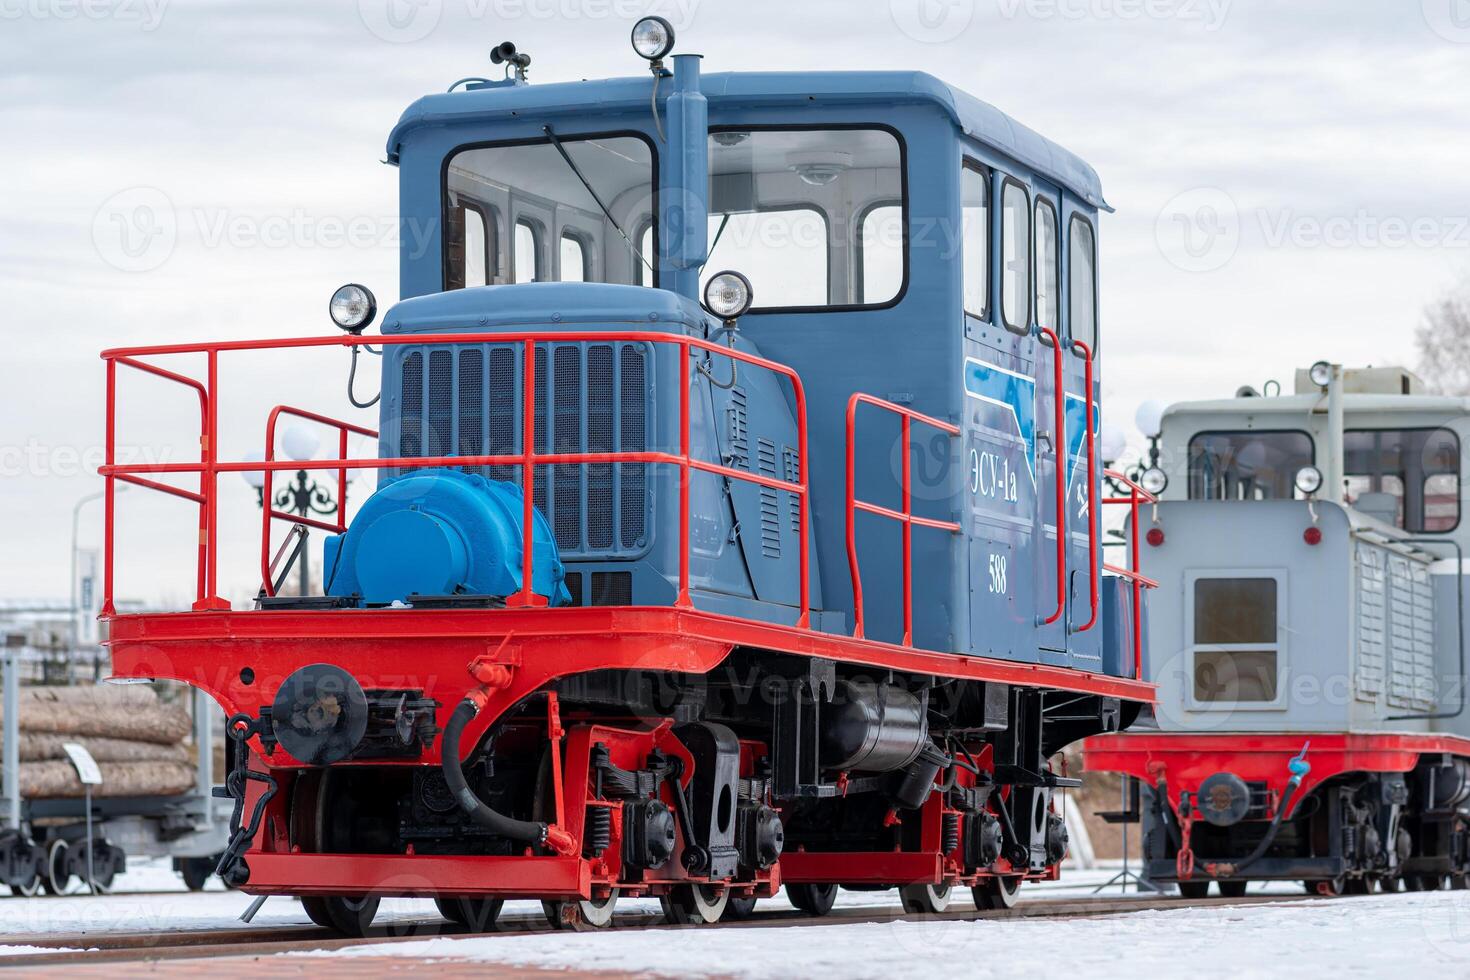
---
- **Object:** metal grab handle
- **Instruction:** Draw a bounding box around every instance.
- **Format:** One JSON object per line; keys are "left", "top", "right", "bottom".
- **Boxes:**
{"left": 1072, "top": 340, "right": 1099, "bottom": 633}
{"left": 1037, "top": 327, "right": 1067, "bottom": 627}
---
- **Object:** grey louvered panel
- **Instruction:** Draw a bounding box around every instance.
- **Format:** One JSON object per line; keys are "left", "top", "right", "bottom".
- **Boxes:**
{"left": 1355, "top": 544, "right": 1386, "bottom": 700}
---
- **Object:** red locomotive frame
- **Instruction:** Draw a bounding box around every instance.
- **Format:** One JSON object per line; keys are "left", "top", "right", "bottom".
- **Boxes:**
{"left": 101, "top": 330, "right": 1155, "bottom": 902}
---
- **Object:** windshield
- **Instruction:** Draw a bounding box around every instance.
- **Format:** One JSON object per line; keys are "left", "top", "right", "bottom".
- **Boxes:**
{"left": 1188, "top": 431, "right": 1314, "bottom": 500}
{"left": 705, "top": 128, "right": 905, "bottom": 310}
{"left": 444, "top": 134, "right": 655, "bottom": 289}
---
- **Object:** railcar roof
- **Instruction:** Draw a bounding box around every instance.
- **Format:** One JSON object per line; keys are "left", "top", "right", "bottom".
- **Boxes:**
{"left": 1164, "top": 393, "right": 1470, "bottom": 422}
{"left": 386, "top": 70, "right": 1108, "bottom": 210}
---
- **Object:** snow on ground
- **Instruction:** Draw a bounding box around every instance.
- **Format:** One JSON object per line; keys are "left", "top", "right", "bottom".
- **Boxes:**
{"left": 294, "top": 889, "right": 1470, "bottom": 979}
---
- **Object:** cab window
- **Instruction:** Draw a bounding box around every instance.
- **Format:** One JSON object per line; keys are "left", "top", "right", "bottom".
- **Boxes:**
{"left": 1034, "top": 198, "right": 1058, "bottom": 331}
{"left": 961, "top": 162, "right": 989, "bottom": 320}
{"left": 443, "top": 133, "right": 655, "bottom": 289}
{"left": 706, "top": 128, "right": 905, "bottom": 310}
{"left": 1000, "top": 179, "right": 1030, "bottom": 333}
{"left": 1069, "top": 215, "right": 1097, "bottom": 349}
{"left": 1344, "top": 428, "right": 1460, "bottom": 532}
{"left": 1188, "top": 431, "right": 1314, "bottom": 500}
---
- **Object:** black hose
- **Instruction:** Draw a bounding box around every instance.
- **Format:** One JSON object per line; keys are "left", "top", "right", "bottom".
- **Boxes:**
{"left": 1228, "top": 780, "right": 1300, "bottom": 874}
{"left": 441, "top": 700, "right": 549, "bottom": 844}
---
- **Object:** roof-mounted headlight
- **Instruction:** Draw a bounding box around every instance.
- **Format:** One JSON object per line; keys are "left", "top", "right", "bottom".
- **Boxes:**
{"left": 631, "top": 16, "right": 675, "bottom": 62}
{"left": 703, "top": 271, "right": 753, "bottom": 322}
{"left": 329, "top": 284, "right": 377, "bottom": 334}
{"left": 1309, "top": 360, "right": 1333, "bottom": 388}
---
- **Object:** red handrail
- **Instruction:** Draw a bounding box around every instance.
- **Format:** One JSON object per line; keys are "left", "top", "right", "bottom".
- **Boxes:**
{"left": 1071, "top": 340, "right": 1099, "bottom": 633}
{"left": 1036, "top": 327, "right": 1067, "bottom": 627}
{"left": 1103, "top": 468, "right": 1160, "bottom": 679}
{"left": 259, "top": 406, "right": 379, "bottom": 598}
{"left": 845, "top": 393, "right": 961, "bottom": 646}
{"left": 103, "top": 355, "right": 211, "bottom": 613}
{"left": 100, "top": 332, "right": 811, "bottom": 624}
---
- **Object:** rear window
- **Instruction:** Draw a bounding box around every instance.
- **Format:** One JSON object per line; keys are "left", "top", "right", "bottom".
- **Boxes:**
{"left": 1192, "top": 577, "right": 1280, "bottom": 704}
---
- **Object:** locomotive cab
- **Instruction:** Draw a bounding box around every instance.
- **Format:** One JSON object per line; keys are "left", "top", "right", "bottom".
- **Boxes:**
{"left": 1086, "top": 363, "right": 1470, "bottom": 896}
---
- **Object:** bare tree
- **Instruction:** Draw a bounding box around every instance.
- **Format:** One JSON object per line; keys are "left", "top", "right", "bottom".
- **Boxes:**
{"left": 1415, "top": 283, "right": 1470, "bottom": 395}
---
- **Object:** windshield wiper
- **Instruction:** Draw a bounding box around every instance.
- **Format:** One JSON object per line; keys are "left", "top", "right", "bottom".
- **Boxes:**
{"left": 542, "top": 125, "right": 653, "bottom": 277}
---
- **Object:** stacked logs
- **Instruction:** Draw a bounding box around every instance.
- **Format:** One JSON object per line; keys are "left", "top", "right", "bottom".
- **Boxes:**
{"left": 0, "top": 686, "right": 196, "bottom": 799}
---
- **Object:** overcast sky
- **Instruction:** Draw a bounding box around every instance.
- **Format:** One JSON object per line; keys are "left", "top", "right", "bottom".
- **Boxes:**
{"left": 4, "top": 0, "right": 1470, "bottom": 609}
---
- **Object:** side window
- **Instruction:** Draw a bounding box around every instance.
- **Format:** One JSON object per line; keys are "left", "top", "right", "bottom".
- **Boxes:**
{"left": 1000, "top": 180, "right": 1030, "bottom": 333}
{"left": 446, "top": 202, "right": 492, "bottom": 290}
{"left": 560, "top": 233, "right": 587, "bottom": 283}
{"left": 1034, "top": 198, "right": 1058, "bottom": 331}
{"left": 961, "top": 163, "right": 989, "bottom": 319}
{"left": 514, "top": 219, "right": 540, "bottom": 284}
{"left": 1069, "top": 215, "right": 1097, "bottom": 350}
{"left": 1344, "top": 428, "right": 1461, "bottom": 532}
{"left": 1191, "top": 577, "right": 1281, "bottom": 705}
{"left": 859, "top": 204, "right": 903, "bottom": 305}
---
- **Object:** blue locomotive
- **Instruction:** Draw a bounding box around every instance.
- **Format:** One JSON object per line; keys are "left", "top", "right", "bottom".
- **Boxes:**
{"left": 101, "top": 20, "right": 1151, "bottom": 934}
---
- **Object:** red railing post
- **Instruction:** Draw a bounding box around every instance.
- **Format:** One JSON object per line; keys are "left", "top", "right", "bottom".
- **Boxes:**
{"left": 677, "top": 340, "right": 692, "bottom": 608}
{"left": 1037, "top": 327, "right": 1066, "bottom": 628}
{"left": 845, "top": 394, "right": 961, "bottom": 647}
{"left": 1072, "top": 339, "right": 1099, "bottom": 633}
{"left": 1102, "top": 469, "right": 1159, "bottom": 681}
{"left": 197, "top": 349, "right": 228, "bottom": 610}
{"left": 512, "top": 339, "right": 541, "bottom": 608}
{"left": 101, "top": 359, "right": 117, "bottom": 617}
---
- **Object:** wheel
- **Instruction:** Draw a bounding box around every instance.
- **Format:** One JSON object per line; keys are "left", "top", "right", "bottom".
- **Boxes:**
{"left": 1452, "top": 875, "right": 1468, "bottom": 891}
{"left": 1405, "top": 875, "right": 1424, "bottom": 892}
{"left": 543, "top": 893, "right": 618, "bottom": 930}
{"left": 7, "top": 869, "right": 40, "bottom": 898}
{"left": 786, "top": 883, "right": 838, "bottom": 916}
{"left": 1343, "top": 877, "right": 1372, "bottom": 895}
{"left": 436, "top": 896, "right": 504, "bottom": 932}
{"left": 722, "top": 895, "right": 757, "bottom": 920}
{"left": 43, "top": 839, "right": 72, "bottom": 896}
{"left": 83, "top": 843, "right": 117, "bottom": 894}
{"left": 972, "top": 876, "right": 1023, "bottom": 910}
{"left": 1217, "top": 880, "right": 1248, "bottom": 899}
{"left": 662, "top": 884, "right": 729, "bottom": 925}
{"left": 304, "top": 895, "right": 380, "bottom": 937}
{"left": 1177, "top": 881, "right": 1210, "bottom": 900}
{"left": 179, "top": 856, "right": 215, "bottom": 892}
{"left": 1313, "top": 877, "right": 1346, "bottom": 897}
{"left": 1379, "top": 877, "right": 1401, "bottom": 893}
{"left": 898, "top": 883, "right": 952, "bottom": 914}
{"left": 1415, "top": 874, "right": 1446, "bottom": 892}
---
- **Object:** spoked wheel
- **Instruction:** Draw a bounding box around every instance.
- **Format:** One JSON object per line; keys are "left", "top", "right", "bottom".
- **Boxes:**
{"left": 662, "top": 884, "right": 729, "bottom": 925}
{"left": 1217, "top": 881, "right": 1248, "bottom": 899}
{"left": 544, "top": 893, "right": 618, "bottom": 931}
{"left": 722, "top": 895, "right": 757, "bottom": 920}
{"left": 972, "top": 876, "right": 1023, "bottom": 909}
{"left": 43, "top": 840, "right": 73, "bottom": 896}
{"left": 437, "top": 897, "right": 505, "bottom": 932}
{"left": 786, "top": 883, "right": 838, "bottom": 916}
{"left": 301, "top": 895, "right": 380, "bottom": 937}
{"left": 1177, "top": 881, "right": 1210, "bottom": 900}
{"left": 898, "top": 883, "right": 953, "bottom": 914}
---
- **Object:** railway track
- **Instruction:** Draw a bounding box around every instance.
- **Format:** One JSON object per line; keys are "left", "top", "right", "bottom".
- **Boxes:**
{"left": 0, "top": 891, "right": 1336, "bottom": 968}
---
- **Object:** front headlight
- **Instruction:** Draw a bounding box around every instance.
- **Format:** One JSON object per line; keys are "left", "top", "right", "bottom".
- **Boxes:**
{"left": 329, "top": 283, "right": 377, "bottom": 334}
{"left": 1139, "top": 467, "right": 1168, "bottom": 496}
{"left": 703, "top": 271, "right": 754, "bottom": 321}
{"left": 631, "top": 16, "right": 675, "bottom": 61}
{"left": 1295, "top": 465, "right": 1324, "bottom": 497}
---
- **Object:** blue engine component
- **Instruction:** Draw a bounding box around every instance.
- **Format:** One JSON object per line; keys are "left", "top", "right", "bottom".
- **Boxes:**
{"left": 324, "top": 468, "right": 571, "bottom": 606}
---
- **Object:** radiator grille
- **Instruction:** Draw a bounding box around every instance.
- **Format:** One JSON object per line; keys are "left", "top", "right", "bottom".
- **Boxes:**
{"left": 393, "top": 341, "right": 651, "bottom": 559}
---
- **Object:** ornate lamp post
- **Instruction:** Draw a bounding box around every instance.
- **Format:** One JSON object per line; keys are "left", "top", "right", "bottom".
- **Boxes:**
{"left": 241, "top": 426, "right": 337, "bottom": 597}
